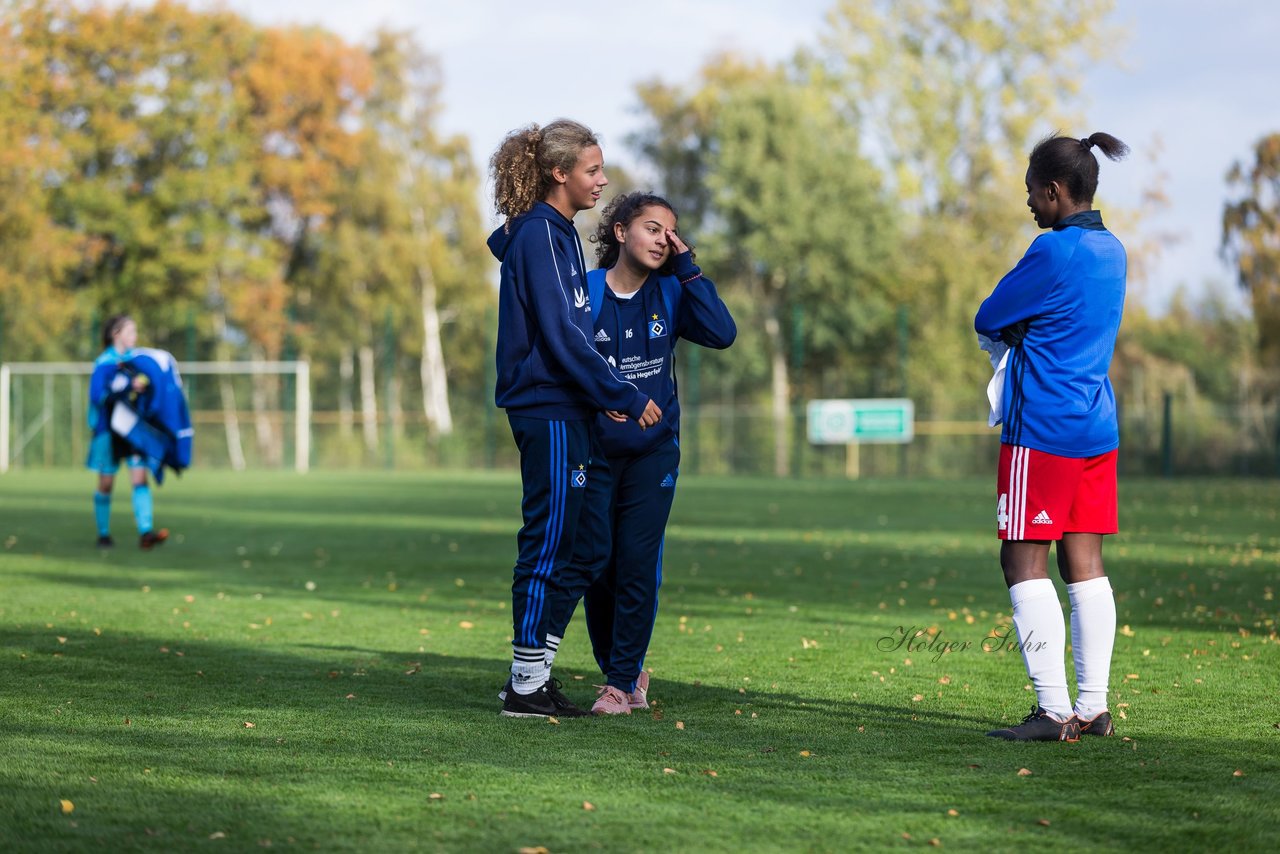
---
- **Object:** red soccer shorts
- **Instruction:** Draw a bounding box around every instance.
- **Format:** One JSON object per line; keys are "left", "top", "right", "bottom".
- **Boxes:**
{"left": 996, "top": 444, "right": 1118, "bottom": 540}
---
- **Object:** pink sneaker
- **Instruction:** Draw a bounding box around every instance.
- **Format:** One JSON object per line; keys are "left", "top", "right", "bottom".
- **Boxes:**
{"left": 628, "top": 671, "right": 650, "bottom": 710}
{"left": 591, "top": 685, "right": 631, "bottom": 716}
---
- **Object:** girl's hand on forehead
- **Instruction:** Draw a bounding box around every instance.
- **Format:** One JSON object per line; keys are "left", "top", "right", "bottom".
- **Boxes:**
{"left": 665, "top": 228, "right": 689, "bottom": 256}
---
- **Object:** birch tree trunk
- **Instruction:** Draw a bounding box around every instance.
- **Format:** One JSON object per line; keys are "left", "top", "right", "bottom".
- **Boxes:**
{"left": 338, "top": 346, "right": 354, "bottom": 440}
{"left": 209, "top": 278, "right": 246, "bottom": 471}
{"left": 388, "top": 369, "right": 404, "bottom": 444}
{"left": 250, "top": 347, "right": 283, "bottom": 466}
{"left": 358, "top": 333, "right": 378, "bottom": 457}
{"left": 412, "top": 207, "right": 453, "bottom": 437}
{"left": 763, "top": 294, "right": 791, "bottom": 478}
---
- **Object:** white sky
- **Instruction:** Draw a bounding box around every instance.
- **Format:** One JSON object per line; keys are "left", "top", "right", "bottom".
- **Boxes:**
{"left": 212, "top": 0, "right": 1280, "bottom": 314}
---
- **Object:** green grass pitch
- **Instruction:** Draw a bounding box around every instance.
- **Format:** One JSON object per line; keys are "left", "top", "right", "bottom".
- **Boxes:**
{"left": 1, "top": 470, "right": 1277, "bottom": 851}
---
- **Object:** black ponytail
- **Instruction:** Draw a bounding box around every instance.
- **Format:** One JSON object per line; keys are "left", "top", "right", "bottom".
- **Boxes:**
{"left": 1028, "top": 131, "right": 1130, "bottom": 205}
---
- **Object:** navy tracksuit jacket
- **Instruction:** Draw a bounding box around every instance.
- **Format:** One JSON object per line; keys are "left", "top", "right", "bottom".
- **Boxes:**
{"left": 486, "top": 203, "right": 650, "bottom": 661}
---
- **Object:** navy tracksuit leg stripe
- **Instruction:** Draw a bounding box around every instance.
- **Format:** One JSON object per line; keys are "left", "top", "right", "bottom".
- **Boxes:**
{"left": 544, "top": 427, "right": 613, "bottom": 642}
{"left": 521, "top": 420, "right": 564, "bottom": 646}
{"left": 509, "top": 415, "right": 589, "bottom": 651}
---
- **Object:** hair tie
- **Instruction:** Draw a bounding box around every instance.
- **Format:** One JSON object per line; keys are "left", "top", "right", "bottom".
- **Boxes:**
{"left": 1080, "top": 137, "right": 1093, "bottom": 150}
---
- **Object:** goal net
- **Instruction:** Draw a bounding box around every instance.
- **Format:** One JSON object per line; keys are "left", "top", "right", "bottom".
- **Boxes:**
{"left": 0, "top": 360, "right": 311, "bottom": 474}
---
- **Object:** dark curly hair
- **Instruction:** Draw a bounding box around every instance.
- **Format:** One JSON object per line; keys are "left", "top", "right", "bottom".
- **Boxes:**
{"left": 1028, "top": 131, "right": 1130, "bottom": 205}
{"left": 591, "top": 191, "right": 692, "bottom": 275}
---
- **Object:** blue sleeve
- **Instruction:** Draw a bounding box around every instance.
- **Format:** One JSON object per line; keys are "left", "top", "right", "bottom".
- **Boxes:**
{"left": 513, "top": 224, "right": 648, "bottom": 418}
{"left": 671, "top": 253, "right": 736, "bottom": 349}
{"left": 87, "top": 360, "right": 118, "bottom": 427}
{"left": 975, "top": 236, "right": 1063, "bottom": 339}
{"left": 89, "top": 361, "right": 114, "bottom": 406}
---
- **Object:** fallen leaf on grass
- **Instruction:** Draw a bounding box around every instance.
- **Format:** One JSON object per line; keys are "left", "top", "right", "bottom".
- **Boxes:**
{"left": 799, "top": 750, "right": 811, "bottom": 757}
{"left": 243, "top": 722, "right": 255, "bottom": 728}
{"left": 582, "top": 801, "right": 595, "bottom": 811}
{"left": 458, "top": 621, "right": 474, "bottom": 630}
{"left": 928, "top": 839, "right": 941, "bottom": 847}
{"left": 675, "top": 721, "right": 685, "bottom": 730}
{"left": 209, "top": 831, "right": 226, "bottom": 839}
{"left": 912, "top": 694, "right": 924, "bottom": 702}
{"left": 702, "top": 770, "right": 718, "bottom": 777}
{"left": 1017, "top": 768, "right": 1032, "bottom": 776}
{"left": 947, "top": 809, "right": 958, "bottom": 817}
{"left": 517, "top": 848, "right": 550, "bottom": 854}
{"left": 345, "top": 694, "right": 356, "bottom": 700}
{"left": 663, "top": 768, "right": 676, "bottom": 774}
{"left": 428, "top": 793, "right": 444, "bottom": 801}
{"left": 547, "top": 717, "right": 560, "bottom": 725}
{"left": 59, "top": 800, "right": 74, "bottom": 814}
{"left": 1037, "top": 819, "right": 1051, "bottom": 827}
{"left": 1233, "top": 770, "right": 1244, "bottom": 778}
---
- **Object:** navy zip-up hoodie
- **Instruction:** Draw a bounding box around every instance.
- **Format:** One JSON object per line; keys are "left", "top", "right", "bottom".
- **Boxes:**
{"left": 589, "top": 252, "right": 736, "bottom": 457}
{"left": 488, "top": 202, "right": 649, "bottom": 420}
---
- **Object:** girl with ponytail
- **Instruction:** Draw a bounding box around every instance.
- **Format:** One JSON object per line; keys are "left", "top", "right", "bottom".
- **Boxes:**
{"left": 975, "top": 131, "right": 1130, "bottom": 743}
{"left": 485, "top": 121, "right": 661, "bottom": 719}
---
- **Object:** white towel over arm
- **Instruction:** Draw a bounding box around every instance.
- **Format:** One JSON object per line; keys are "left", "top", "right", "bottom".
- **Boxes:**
{"left": 978, "top": 334, "right": 1010, "bottom": 428}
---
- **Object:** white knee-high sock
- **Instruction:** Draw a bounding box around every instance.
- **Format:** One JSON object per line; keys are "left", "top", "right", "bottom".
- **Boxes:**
{"left": 1008, "top": 578, "right": 1071, "bottom": 720}
{"left": 1068, "top": 576, "right": 1116, "bottom": 720}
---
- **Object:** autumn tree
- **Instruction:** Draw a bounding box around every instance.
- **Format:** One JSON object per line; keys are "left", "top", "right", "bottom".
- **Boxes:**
{"left": 1222, "top": 133, "right": 1280, "bottom": 376}
{"left": 632, "top": 58, "right": 901, "bottom": 474}
{"left": 815, "top": 0, "right": 1118, "bottom": 417}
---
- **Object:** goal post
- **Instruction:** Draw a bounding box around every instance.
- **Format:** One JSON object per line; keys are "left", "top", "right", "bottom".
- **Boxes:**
{"left": 0, "top": 360, "right": 311, "bottom": 474}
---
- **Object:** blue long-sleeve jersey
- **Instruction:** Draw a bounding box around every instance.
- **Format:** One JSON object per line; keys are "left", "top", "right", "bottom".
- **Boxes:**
{"left": 975, "top": 210, "right": 1126, "bottom": 457}
{"left": 589, "top": 252, "right": 736, "bottom": 458}
{"left": 488, "top": 202, "right": 649, "bottom": 421}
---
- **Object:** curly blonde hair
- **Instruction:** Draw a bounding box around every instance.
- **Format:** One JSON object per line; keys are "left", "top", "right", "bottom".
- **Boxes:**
{"left": 489, "top": 119, "right": 599, "bottom": 225}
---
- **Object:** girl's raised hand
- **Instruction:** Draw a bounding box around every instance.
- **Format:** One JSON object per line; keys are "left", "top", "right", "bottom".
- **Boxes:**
{"left": 665, "top": 228, "right": 689, "bottom": 256}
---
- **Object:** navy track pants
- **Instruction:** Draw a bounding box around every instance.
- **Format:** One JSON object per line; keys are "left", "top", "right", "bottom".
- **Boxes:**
{"left": 508, "top": 414, "right": 611, "bottom": 650}
{"left": 583, "top": 438, "right": 680, "bottom": 692}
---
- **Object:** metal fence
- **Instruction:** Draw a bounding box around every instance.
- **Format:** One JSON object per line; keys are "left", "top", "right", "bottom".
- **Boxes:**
{"left": 4, "top": 363, "right": 1276, "bottom": 478}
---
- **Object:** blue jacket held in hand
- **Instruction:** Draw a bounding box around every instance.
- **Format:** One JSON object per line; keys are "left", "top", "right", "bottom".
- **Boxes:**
{"left": 88, "top": 347, "right": 193, "bottom": 482}
{"left": 487, "top": 202, "right": 649, "bottom": 421}
{"left": 974, "top": 210, "right": 1126, "bottom": 458}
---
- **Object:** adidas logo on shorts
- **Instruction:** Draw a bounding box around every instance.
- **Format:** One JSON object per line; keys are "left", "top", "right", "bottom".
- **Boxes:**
{"left": 1031, "top": 510, "right": 1053, "bottom": 525}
